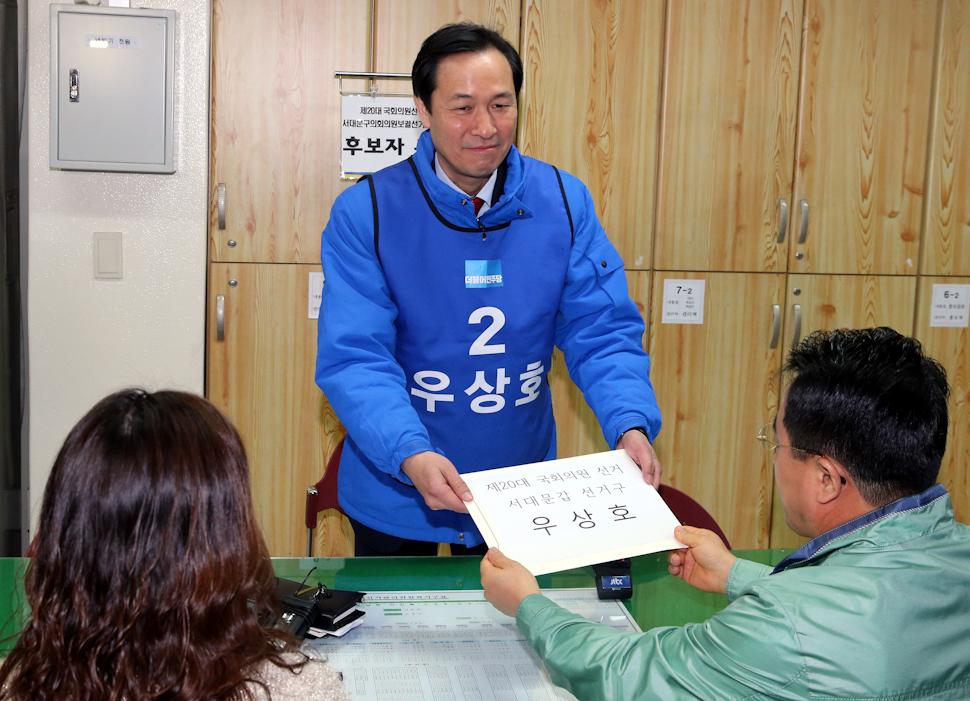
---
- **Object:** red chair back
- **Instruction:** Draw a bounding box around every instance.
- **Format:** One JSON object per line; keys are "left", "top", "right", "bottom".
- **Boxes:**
{"left": 658, "top": 484, "right": 731, "bottom": 550}
{"left": 305, "top": 437, "right": 346, "bottom": 530}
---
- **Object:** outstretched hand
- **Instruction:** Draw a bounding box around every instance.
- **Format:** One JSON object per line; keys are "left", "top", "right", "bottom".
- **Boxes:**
{"left": 667, "top": 525, "right": 737, "bottom": 595}
{"left": 401, "top": 451, "right": 473, "bottom": 513}
{"left": 617, "top": 429, "right": 662, "bottom": 488}
{"left": 481, "top": 548, "right": 541, "bottom": 618}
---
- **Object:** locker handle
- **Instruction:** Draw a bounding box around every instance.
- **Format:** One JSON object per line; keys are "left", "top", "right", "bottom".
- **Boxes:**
{"left": 797, "top": 199, "right": 808, "bottom": 244}
{"left": 218, "top": 183, "right": 227, "bottom": 230}
{"left": 792, "top": 304, "right": 802, "bottom": 347}
{"left": 69, "top": 69, "right": 79, "bottom": 102}
{"left": 777, "top": 199, "right": 788, "bottom": 243}
{"left": 216, "top": 295, "right": 225, "bottom": 341}
{"left": 770, "top": 304, "right": 781, "bottom": 348}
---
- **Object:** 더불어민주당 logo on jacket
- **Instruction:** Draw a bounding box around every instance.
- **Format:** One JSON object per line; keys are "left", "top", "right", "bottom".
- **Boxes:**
{"left": 465, "top": 260, "right": 503, "bottom": 288}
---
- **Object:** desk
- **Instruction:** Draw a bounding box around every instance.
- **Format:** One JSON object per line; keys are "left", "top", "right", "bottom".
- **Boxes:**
{"left": 1, "top": 550, "right": 790, "bottom": 655}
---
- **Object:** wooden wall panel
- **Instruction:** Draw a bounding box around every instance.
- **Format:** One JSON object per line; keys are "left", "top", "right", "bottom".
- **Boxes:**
{"left": 518, "top": 0, "right": 664, "bottom": 269}
{"left": 649, "top": 272, "right": 786, "bottom": 549}
{"left": 655, "top": 0, "right": 801, "bottom": 273}
{"left": 915, "top": 277, "right": 970, "bottom": 526}
{"left": 923, "top": 0, "right": 970, "bottom": 276}
{"left": 373, "top": 0, "right": 520, "bottom": 83}
{"left": 781, "top": 274, "right": 918, "bottom": 344}
{"left": 792, "top": 0, "right": 938, "bottom": 275}
{"left": 207, "top": 263, "right": 346, "bottom": 556}
{"left": 551, "top": 272, "right": 651, "bottom": 460}
{"left": 770, "top": 274, "right": 918, "bottom": 548}
{"left": 210, "top": 0, "right": 369, "bottom": 264}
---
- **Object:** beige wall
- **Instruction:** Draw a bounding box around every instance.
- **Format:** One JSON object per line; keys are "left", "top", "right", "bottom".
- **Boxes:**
{"left": 25, "top": 0, "right": 209, "bottom": 531}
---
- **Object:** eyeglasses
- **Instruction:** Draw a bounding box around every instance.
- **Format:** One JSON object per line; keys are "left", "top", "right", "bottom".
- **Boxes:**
{"left": 757, "top": 423, "right": 821, "bottom": 457}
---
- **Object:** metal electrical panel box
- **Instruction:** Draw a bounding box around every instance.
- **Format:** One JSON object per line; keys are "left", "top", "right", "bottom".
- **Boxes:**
{"left": 50, "top": 4, "right": 176, "bottom": 173}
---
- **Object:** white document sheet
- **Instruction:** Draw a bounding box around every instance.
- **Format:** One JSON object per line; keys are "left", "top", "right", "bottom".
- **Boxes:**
{"left": 309, "top": 589, "right": 639, "bottom": 701}
{"left": 464, "top": 450, "right": 683, "bottom": 575}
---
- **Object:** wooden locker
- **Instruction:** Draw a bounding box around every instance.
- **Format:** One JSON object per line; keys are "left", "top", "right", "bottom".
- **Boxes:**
{"left": 207, "top": 263, "right": 350, "bottom": 556}
{"left": 923, "top": 0, "right": 970, "bottom": 276}
{"left": 790, "top": 0, "right": 938, "bottom": 275}
{"left": 769, "top": 274, "right": 918, "bottom": 548}
{"left": 373, "top": 0, "right": 520, "bottom": 81}
{"left": 518, "top": 0, "right": 665, "bottom": 270}
{"left": 655, "top": 0, "right": 802, "bottom": 273}
{"left": 210, "top": 0, "right": 369, "bottom": 264}
{"left": 649, "top": 271, "right": 787, "bottom": 549}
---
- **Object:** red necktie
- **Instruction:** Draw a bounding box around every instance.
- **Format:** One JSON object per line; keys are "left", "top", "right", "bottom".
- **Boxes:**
{"left": 472, "top": 197, "right": 486, "bottom": 217}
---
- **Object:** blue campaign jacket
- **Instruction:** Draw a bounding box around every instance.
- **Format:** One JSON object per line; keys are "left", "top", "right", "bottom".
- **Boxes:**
{"left": 316, "top": 130, "right": 661, "bottom": 544}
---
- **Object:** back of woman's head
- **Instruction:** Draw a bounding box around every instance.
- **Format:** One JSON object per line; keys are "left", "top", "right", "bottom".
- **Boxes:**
{"left": 1, "top": 389, "right": 293, "bottom": 701}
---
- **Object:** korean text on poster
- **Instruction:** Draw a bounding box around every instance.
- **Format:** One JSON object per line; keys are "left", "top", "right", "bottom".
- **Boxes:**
{"left": 464, "top": 450, "right": 682, "bottom": 576}
{"left": 662, "top": 279, "right": 706, "bottom": 324}
{"left": 340, "top": 95, "right": 424, "bottom": 178}
{"left": 929, "top": 284, "right": 970, "bottom": 328}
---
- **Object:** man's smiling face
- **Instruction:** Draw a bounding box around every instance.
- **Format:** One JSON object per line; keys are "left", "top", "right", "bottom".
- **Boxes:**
{"left": 415, "top": 48, "right": 518, "bottom": 196}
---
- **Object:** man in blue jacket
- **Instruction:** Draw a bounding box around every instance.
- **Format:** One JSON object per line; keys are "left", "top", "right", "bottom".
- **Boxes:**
{"left": 482, "top": 327, "right": 970, "bottom": 699}
{"left": 316, "top": 23, "right": 662, "bottom": 556}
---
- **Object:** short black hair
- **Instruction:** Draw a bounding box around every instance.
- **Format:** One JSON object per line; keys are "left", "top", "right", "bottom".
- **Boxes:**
{"left": 781, "top": 327, "right": 949, "bottom": 506}
{"left": 412, "top": 23, "right": 523, "bottom": 112}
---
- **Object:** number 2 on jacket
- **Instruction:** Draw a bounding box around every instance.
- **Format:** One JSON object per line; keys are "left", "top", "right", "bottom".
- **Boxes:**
{"left": 469, "top": 307, "right": 506, "bottom": 355}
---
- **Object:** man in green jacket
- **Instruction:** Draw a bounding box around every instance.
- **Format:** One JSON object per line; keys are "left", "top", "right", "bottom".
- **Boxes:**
{"left": 481, "top": 327, "right": 970, "bottom": 700}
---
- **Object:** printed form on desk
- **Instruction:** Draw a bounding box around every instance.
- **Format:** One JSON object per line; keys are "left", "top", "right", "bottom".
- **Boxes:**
{"left": 309, "top": 589, "right": 639, "bottom": 701}
{"left": 464, "top": 449, "right": 683, "bottom": 575}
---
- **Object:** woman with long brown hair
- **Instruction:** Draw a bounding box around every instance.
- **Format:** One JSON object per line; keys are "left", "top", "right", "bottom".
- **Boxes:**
{"left": 0, "top": 389, "right": 348, "bottom": 701}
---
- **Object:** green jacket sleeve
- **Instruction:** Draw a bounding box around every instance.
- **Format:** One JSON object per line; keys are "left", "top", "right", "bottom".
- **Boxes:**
{"left": 516, "top": 589, "right": 808, "bottom": 701}
{"left": 726, "top": 558, "right": 772, "bottom": 602}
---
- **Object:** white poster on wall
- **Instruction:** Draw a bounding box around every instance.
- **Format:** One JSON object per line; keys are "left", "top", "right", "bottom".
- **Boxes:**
{"left": 340, "top": 95, "right": 425, "bottom": 178}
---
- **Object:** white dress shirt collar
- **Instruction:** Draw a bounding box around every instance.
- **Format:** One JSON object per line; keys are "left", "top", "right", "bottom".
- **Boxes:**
{"left": 434, "top": 152, "right": 497, "bottom": 218}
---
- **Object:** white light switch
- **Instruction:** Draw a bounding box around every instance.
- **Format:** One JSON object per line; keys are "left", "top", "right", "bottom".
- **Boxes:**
{"left": 94, "top": 232, "right": 123, "bottom": 279}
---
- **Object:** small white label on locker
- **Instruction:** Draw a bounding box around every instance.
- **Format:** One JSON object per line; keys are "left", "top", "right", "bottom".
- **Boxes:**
{"left": 929, "top": 284, "right": 970, "bottom": 328}
{"left": 662, "top": 279, "right": 706, "bottom": 324}
{"left": 308, "top": 272, "right": 325, "bottom": 319}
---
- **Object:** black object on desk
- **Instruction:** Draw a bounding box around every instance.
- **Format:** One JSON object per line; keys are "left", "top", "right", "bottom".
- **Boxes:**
{"left": 592, "top": 558, "right": 633, "bottom": 600}
{"left": 273, "top": 576, "right": 365, "bottom": 638}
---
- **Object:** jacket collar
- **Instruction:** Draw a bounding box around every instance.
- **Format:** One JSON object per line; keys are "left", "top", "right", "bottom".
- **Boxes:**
{"left": 409, "top": 130, "right": 532, "bottom": 231}
{"left": 772, "top": 483, "right": 950, "bottom": 574}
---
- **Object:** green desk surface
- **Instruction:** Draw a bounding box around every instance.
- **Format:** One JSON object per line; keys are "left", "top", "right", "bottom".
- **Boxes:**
{"left": 1, "top": 550, "right": 791, "bottom": 654}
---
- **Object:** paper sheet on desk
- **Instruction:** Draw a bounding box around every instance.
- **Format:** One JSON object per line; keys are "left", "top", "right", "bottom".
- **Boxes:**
{"left": 310, "top": 589, "right": 639, "bottom": 701}
{"left": 464, "top": 449, "right": 683, "bottom": 576}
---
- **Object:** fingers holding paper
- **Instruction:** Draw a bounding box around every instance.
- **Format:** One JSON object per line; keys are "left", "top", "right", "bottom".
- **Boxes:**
{"left": 401, "top": 451, "right": 473, "bottom": 513}
{"left": 616, "top": 429, "right": 662, "bottom": 489}
{"left": 481, "top": 548, "right": 542, "bottom": 618}
{"left": 667, "top": 525, "right": 736, "bottom": 595}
